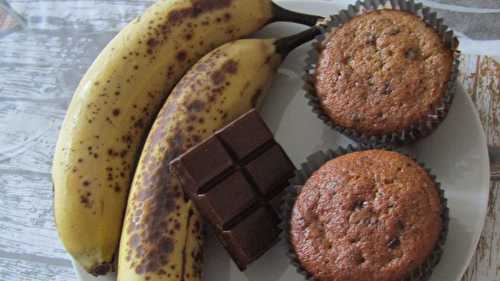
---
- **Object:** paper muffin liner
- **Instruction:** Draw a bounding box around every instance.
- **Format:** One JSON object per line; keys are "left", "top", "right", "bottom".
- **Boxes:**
{"left": 303, "top": 0, "right": 460, "bottom": 146}
{"left": 281, "top": 144, "right": 449, "bottom": 281}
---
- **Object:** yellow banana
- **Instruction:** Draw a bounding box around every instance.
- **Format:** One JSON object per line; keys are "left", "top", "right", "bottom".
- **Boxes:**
{"left": 52, "top": 0, "right": 320, "bottom": 275}
{"left": 118, "top": 27, "right": 320, "bottom": 281}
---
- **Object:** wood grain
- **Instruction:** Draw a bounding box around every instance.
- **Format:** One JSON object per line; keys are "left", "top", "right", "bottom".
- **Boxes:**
{"left": 0, "top": 1, "right": 151, "bottom": 279}
{"left": 0, "top": 1, "right": 498, "bottom": 281}
{"left": 459, "top": 54, "right": 500, "bottom": 281}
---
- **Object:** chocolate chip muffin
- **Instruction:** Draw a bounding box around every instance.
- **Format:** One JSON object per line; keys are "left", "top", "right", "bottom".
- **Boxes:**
{"left": 312, "top": 9, "right": 455, "bottom": 140}
{"left": 289, "top": 149, "right": 445, "bottom": 281}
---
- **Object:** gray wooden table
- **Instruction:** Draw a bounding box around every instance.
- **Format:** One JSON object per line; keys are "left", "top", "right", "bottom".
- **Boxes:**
{"left": 0, "top": 0, "right": 499, "bottom": 280}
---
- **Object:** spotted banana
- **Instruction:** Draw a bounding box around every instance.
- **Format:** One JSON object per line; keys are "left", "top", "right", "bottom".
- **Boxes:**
{"left": 118, "top": 27, "right": 321, "bottom": 281}
{"left": 52, "top": 0, "right": 320, "bottom": 275}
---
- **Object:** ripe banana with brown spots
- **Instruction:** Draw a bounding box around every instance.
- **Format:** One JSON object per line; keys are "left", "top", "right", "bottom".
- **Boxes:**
{"left": 52, "top": 0, "right": 321, "bottom": 275}
{"left": 118, "top": 27, "right": 320, "bottom": 281}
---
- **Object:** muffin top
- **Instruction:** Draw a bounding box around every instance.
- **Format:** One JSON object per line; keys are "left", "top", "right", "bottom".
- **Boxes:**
{"left": 290, "top": 150, "right": 443, "bottom": 281}
{"left": 314, "top": 10, "right": 453, "bottom": 136}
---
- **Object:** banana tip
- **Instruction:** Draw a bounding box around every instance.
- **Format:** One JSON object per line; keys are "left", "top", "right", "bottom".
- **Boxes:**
{"left": 89, "top": 262, "right": 114, "bottom": 277}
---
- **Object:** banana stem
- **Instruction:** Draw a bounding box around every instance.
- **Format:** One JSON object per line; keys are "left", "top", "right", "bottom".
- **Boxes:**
{"left": 271, "top": 2, "right": 324, "bottom": 27}
{"left": 275, "top": 26, "right": 322, "bottom": 57}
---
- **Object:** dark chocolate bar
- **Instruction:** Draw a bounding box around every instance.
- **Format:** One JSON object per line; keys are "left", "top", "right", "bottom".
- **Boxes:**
{"left": 170, "top": 109, "right": 295, "bottom": 270}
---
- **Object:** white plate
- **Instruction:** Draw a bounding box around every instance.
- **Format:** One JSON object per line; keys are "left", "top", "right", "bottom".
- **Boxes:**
{"left": 75, "top": 1, "right": 490, "bottom": 280}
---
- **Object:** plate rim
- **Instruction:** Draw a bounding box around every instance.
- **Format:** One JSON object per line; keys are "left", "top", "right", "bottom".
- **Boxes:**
{"left": 452, "top": 84, "right": 490, "bottom": 280}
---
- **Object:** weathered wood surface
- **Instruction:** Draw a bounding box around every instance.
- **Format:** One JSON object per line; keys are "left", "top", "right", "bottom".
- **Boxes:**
{"left": 0, "top": 1, "right": 152, "bottom": 279}
{"left": 0, "top": 0, "right": 498, "bottom": 280}
{"left": 460, "top": 55, "right": 500, "bottom": 281}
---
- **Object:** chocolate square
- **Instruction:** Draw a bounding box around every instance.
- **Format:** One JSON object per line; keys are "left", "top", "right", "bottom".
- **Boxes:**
{"left": 171, "top": 137, "right": 233, "bottom": 195}
{"left": 245, "top": 145, "right": 295, "bottom": 197}
{"left": 217, "top": 110, "right": 273, "bottom": 159}
{"left": 221, "top": 207, "right": 280, "bottom": 270}
{"left": 196, "top": 171, "right": 257, "bottom": 227}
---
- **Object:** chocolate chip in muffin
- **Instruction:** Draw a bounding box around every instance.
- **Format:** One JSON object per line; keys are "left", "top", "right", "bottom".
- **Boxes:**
{"left": 352, "top": 199, "right": 365, "bottom": 211}
{"left": 366, "top": 33, "right": 377, "bottom": 45}
{"left": 379, "top": 81, "right": 392, "bottom": 95}
{"left": 388, "top": 237, "right": 401, "bottom": 249}
{"left": 354, "top": 251, "right": 366, "bottom": 265}
{"left": 405, "top": 47, "right": 420, "bottom": 60}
